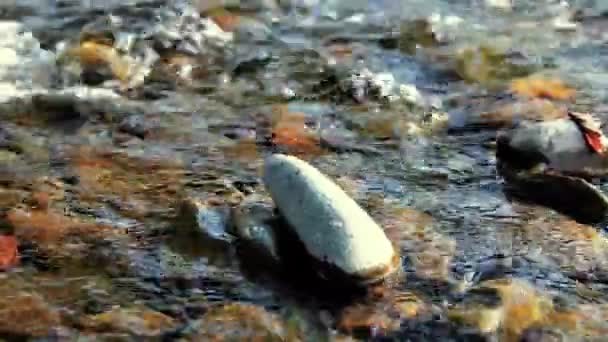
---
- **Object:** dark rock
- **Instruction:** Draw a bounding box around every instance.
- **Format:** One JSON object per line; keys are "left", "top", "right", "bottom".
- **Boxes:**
{"left": 499, "top": 165, "right": 608, "bottom": 223}
{"left": 118, "top": 115, "right": 149, "bottom": 139}
{"left": 229, "top": 196, "right": 281, "bottom": 267}
{"left": 30, "top": 93, "right": 83, "bottom": 123}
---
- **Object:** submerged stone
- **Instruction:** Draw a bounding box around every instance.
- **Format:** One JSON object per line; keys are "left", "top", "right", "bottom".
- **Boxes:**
{"left": 496, "top": 114, "right": 608, "bottom": 222}
{"left": 500, "top": 168, "right": 608, "bottom": 223}
{"left": 229, "top": 195, "right": 281, "bottom": 265}
{"left": 172, "top": 197, "right": 235, "bottom": 256}
{"left": 262, "top": 154, "right": 399, "bottom": 285}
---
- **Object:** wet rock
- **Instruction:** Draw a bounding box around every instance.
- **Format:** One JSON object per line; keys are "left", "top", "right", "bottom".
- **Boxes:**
{"left": 497, "top": 114, "right": 608, "bottom": 173}
{"left": 173, "top": 197, "right": 234, "bottom": 246}
{"left": 29, "top": 93, "right": 84, "bottom": 123}
{"left": 61, "top": 40, "right": 157, "bottom": 91}
{"left": 80, "top": 306, "right": 175, "bottom": 337}
{"left": 118, "top": 114, "right": 150, "bottom": 139}
{"left": 0, "top": 291, "right": 62, "bottom": 338}
{"left": 500, "top": 168, "right": 608, "bottom": 223}
{"left": 263, "top": 154, "right": 399, "bottom": 285}
{"left": 167, "top": 197, "right": 236, "bottom": 267}
{"left": 180, "top": 302, "right": 288, "bottom": 340}
{"left": 57, "top": 3, "right": 234, "bottom": 92}
{"left": 231, "top": 49, "right": 273, "bottom": 77}
{"left": 230, "top": 195, "right": 280, "bottom": 265}
{"left": 496, "top": 112, "right": 608, "bottom": 221}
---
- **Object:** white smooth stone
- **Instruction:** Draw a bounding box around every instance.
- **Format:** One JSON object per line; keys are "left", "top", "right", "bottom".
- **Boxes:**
{"left": 263, "top": 154, "right": 398, "bottom": 283}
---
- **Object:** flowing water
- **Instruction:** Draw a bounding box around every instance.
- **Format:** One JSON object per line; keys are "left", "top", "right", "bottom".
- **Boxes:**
{"left": 1, "top": 0, "right": 608, "bottom": 340}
